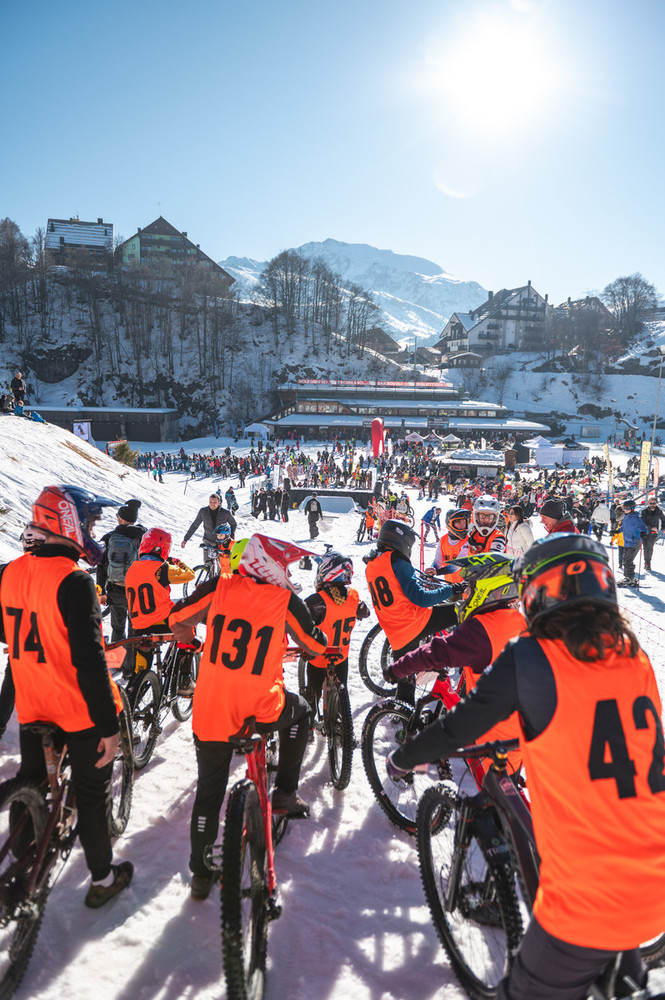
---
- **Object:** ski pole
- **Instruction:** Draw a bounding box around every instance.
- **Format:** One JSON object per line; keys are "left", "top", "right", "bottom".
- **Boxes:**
{"left": 636, "top": 544, "right": 643, "bottom": 590}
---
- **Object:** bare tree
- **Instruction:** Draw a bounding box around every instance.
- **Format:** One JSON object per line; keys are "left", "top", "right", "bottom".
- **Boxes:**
{"left": 601, "top": 273, "right": 658, "bottom": 345}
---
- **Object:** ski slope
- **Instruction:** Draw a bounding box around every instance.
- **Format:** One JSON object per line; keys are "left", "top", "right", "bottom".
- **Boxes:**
{"left": 0, "top": 417, "right": 664, "bottom": 1000}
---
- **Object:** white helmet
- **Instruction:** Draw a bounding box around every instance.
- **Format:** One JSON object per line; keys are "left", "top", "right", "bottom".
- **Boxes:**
{"left": 238, "top": 534, "right": 315, "bottom": 593}
{"left": 472, "top": 495, "right": 501, "bottom": 537}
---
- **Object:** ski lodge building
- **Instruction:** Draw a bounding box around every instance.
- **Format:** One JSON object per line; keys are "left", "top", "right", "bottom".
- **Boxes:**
{"left": 263, "top": 379, "right": 549, "bottom": 440}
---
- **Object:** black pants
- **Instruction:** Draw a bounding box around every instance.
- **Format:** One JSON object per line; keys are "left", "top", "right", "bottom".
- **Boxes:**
{"left": 107, "top": 583, "right": 131, "bottom": 643}
{"left": 623, "top": 544, "right": 640, "bottom": 580}
{"left": 189, "top": 690, "right": 310, "bottom": 877}
{"left": 393, "top": 603, "right": 458, "bottom": 705}
{"left": 18, "top": 725, "right": 113, "bottom": 882}
{"left": 309, "top": 517, "right": 319, "bottom": 539}
{"left": 306, "top": 659, "right": 348, "bottom": 708}
{"left": 0, "top": 661, "right": 15, "bottom": 732}
{"left": 642, "top": 533, "right": 657, "bottom": 569}
{"left": 497, "top": 916, "right": 647, "bottom": 1000}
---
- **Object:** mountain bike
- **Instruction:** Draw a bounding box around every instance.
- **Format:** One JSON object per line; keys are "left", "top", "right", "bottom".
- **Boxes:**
{"left": 182, "top": 544, "right": 229, "bottom": 597}
{"left": 298, "top": 648, "right": 354, "bottom": 790}
{"left": 0, "top": 714, "right": 133, "bottom": 999}
{"left": 416, "top": 740, "right": 665, "bottom": 1000}
{"left": 126, "top": 634, "right": 201, "bottom": 769}
{"left": 205, "top": 717, "right": 290, "bottom": 1000}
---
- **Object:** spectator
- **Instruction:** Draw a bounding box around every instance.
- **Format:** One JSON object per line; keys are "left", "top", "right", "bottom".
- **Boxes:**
{"left": 304, "top": 492, "right": 323, "bottom": 540}
{"left": 641, "top": 495, "right": 665, "bottom": 572}
{"left": 619, "top": 499, "right": 648, "bottom": 587}
{"left": 421, "top": 506, "right": 442, "bottom": 544}
{"left": 10, "top": 371, "right": 25, "bottom": 404}
{"left": 539, "top": 499, "right": 579, "bottom": 535}
{"left": 182, "top": 495, "right": 237, "bottom": 558}
{"left": 505, "top": 505, "right": 534, "bottom": 557}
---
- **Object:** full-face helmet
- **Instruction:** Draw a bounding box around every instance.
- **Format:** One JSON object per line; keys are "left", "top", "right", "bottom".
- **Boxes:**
{"left": 471, "top": 495, "right": 501, "bottom": 538}
{"left": 31, "top": 485, "right": 117, "bottom": 566}
{"left": 377, "top": 519, "right": 417, "bottom": 559}
{"left": 453, "top": 552, "right": 519, "bottom": 623}
{"left": 238, "top": 534, "right": 315, "bottom": 593}
{"left": 315, "top": 552, "right": 353, "bottom": 590}
{"left": 139, "top": 527, "right": 172, "bottom": 561}
{"left": 445, "top": 508, "right": 470, "bottom": 540}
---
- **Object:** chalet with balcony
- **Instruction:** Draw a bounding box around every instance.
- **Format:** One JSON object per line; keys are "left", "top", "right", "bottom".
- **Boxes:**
{"left": 115, "top": 216, "right": 234, "bottom": 286}
{"left": 433, "top": 281, "right": 553, "bottom": 358}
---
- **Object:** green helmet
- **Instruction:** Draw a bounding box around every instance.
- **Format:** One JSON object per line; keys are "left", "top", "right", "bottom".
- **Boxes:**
{"left": 452, "top": 552, "right": 519, "bottom": 623}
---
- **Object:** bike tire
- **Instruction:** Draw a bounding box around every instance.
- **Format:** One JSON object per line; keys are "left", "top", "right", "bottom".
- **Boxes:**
{"left": 358, "top": 624, "right": 397, "bottom": 697}
{"left": 0, "top": 780, "right": 51, "bottom": 1000}
{"left": 183, "top": 564, "right": 210, "bottom": 599}
{"left": 326, "top": 685, "right": 354, "bottom": 791}
{"left": 640, "top": 933, "right": 665, "bottom": 969}
{"left": 130, "top": 671, "right": 161, "bottom": 770}
{"left": 172, "top": 652, "right": 200, "bottom": 723}
{"left": 221, "top": 781, "right": 268, "bottom": 1000}
{"left": 110, "top": 685, "right": 134, "bottom": 838}
{"left": 417, "top": 784, "right": 523, "bottom": 1000}
{"left": 361, "top": 699, "right": 451, "bottom": 835}
{"left": 356, "top": 519, "right": 366, "bottom": 543}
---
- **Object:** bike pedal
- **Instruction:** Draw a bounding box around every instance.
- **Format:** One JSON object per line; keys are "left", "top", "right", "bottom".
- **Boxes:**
{"left": 267, "top": 897, "right": 282, "bottom": 921}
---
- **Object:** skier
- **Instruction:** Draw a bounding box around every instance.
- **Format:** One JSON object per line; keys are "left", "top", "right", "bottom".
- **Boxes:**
{"left": 618, "top": 498, "right": 648, "bottom": 588}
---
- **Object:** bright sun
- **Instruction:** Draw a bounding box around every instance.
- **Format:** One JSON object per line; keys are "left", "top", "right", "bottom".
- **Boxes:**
{"left": 425, "top": 12, "right": 565, "bottom": 137}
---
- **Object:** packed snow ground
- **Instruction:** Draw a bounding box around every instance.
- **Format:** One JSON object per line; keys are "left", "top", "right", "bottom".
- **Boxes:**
{"left": 0, "top": 419, "right": 664, "bottom": 1000}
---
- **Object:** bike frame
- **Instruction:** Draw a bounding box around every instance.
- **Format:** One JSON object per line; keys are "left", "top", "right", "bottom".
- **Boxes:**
{"left": 243, "top": 737, "right": 278, "bottom": 897}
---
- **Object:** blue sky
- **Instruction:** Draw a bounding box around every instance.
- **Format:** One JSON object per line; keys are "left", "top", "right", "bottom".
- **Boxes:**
{"left": 1, "top": 0, "right": 663, "bottom": 304}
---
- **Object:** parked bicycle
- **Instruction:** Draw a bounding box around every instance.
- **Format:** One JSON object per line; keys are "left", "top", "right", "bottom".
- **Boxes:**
{"left": 0, "top": 703, "right": 134, "bottom": 999}
{"left": 124, "top": 634, "right": 201, "bottom": 769}
{"left": 298, "top": 647, "right": 354, "bottom": 790}
{"left": 416, "top": 739, "right": 665, "bottom": 1000}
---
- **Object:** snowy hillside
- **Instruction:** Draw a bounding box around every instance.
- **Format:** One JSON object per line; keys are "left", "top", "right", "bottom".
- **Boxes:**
{"left": 1, "top": 418, "right": 665, "bottom": 1000}
{"left": 220, "top": 238, "right": 488, "bottom": 344}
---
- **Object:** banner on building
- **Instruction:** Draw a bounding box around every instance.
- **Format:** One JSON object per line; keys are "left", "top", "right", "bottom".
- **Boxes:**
{"left": 638, "top": 440, "right": 652, "bottom": 492}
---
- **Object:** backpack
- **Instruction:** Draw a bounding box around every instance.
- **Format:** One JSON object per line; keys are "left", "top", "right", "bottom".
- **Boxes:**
{"left": 106, "top": 532, "right": 140, "bottom": 585}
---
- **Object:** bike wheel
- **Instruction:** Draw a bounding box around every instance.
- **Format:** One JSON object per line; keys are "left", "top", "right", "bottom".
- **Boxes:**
{"left": 361, "top": 699, "right": 450, "bottom": 835}
{"left": 110, "top": 686, "right": 134, "bottom": 838}
{"left": 172, "top": 652, "right": 200, "bottom": 723}
{"left": 130, "top": 671, "right": 161, "bottom": 770}
{"left": 640, "top": 933, "right": 665, "bottom": 969}
{"left": 0, "top": 780, "right": 51, "bottom": 1000}
{"left": 326, "top": 685, "right": 354, "bottom": 791}
{"left": 417, "top": 785, "right": 523, "bottom": 1000}
{"left": 358, "top": 624, "right": 396, "bottom": 697}
{"left": 183, "top": 564, "right": 210, "bottom": 598}
{"left": 356, "top": 519, "right": 366, "bottom": 543}
{"left": 221, "top": 781, "right": 268, "bottom": 1000}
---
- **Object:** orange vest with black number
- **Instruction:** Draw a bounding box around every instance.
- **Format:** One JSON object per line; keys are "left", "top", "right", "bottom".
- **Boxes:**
{"left": 125, "top": 556, "right": 173, "bottom": 629}
{"left": 437, "top": 533, "right": 469, "bottom": 584}
{"left": 521, "top": 637, "right": 665, "bottom": 949}
{"left": 308, "top": 588, "right": 360, "bottom": 669}
{"left": 192, "top": 575, "right": 290, "bottom": 742}
{"left": 365, "top": 551, "right": 431, "bottom": 650}
{"left": 462, "top": 607, "right": 525, "bottom": 773}
{"left": 0, "top": 554, "right": 122, "bottom": 730}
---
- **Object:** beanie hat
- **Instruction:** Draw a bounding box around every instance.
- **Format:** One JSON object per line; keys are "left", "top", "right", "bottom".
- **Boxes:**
{"left": 622, "top": 498, "right": 635, "bottom": 512}
{"left": 118, "top": 498, "right": 142, "bottom": 523}
{"left": 540, "top": 499, "right": 564, "bottom": 520}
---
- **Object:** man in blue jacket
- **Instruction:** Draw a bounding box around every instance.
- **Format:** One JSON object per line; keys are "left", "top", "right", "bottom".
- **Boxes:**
{"left": 618, "top": 498, "right": 648, "bottom": 587}
{"left": 421, "top": 506, "right": 442, "bottom": 543}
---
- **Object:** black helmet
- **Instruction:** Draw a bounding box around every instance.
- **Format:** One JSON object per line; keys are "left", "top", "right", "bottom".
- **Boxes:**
{"left": 512, "top": 533, "right": 616, "bottom": 628}
{"left": 315, "top": 552, "right": 353, "bottom": 590}
{"left": 445, "top": 507, "right": 470, "bottom": 540}
{"left": 377, "top": 519, "right": 417, "bottom": 559}
{"left": 622, "top": 498, "right": 635, "bottom": 512}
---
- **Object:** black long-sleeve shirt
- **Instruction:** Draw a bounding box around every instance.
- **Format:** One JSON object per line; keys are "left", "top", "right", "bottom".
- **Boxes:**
{"left": 391, "top": 636, "right": 557, "bottom": 770}
{"left": 0, "top": 546, "right": 119, "bottom": 736}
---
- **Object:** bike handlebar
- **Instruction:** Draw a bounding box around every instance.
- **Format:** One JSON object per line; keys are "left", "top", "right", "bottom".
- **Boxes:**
{"left": 445, "top": 738, "right": 520, "bottom": 760}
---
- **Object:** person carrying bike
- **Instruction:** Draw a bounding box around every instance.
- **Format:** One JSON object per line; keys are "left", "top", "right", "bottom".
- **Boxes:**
{"left": 0, "top": 485, "right": 133, "bottom": 908}
{"left": 388, "top": 533, "right": 665, "bottom": 1000}
{"left": 169, "top": 534, "right": 327, "bottom": 900}
{"left": 181, "top": 494, "right": 237, "bottom": 562}
{"left": 364, "top": 519, "right": 462, "bottom": 704}
{"left": 302, "top": 552, "right": 370, "bottom": 718}
{"left": 124, "top": 528, "right": 195, "bottom": 689}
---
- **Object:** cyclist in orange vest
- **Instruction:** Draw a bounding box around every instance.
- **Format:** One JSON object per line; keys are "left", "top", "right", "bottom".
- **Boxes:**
{"left": 427, "top": 507, "right": 470, "bottom": 584}
{"left": 169, "top": 534, "right": 327, "bottom": 900}
{"left": 387, "top": 553, "right": 525, "bottom": 773}
{"left": 467, "top": 494, "right": 506, "bottom": 554}
{"left": 0, "top": 485, "right": 133, "bottom": 908}
{"left": 364, "top": 519, "right": 462, "bottom": 704}
{"left": 388, "top": 534, "right": 665, "bottom": 999}
{"left": 124, "top": 527, "right": 195, "bottom": 685}
{"left": 303, "top": 551, "right": 370, "bottom": 716}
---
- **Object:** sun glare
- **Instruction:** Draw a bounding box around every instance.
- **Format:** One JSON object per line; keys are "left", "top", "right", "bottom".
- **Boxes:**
{"left": 425, "top": 13, "right": 565, "bottom": 137}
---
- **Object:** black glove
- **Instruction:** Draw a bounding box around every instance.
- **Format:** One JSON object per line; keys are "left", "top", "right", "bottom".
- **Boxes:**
{"left": 382, "top": 663, "right": 399, "bottom": 684}
{"left": 450, "top": 582, "right": 466, "bottom": 599}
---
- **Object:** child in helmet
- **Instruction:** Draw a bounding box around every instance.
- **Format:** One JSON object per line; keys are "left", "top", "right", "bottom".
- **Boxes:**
{"left": 124, "top": 528, "right": 195, "bottom": 683}
{"left": 388, "top": 533, "right": 665, "bottom": 1000}
{"left": 427, "top": 508, "right": 470, "bottom": 582}
{"left": 468, "top": 494, "right": 506, "bottom": 554}
{"left": 169, "top": 533, "right": 327, "bottom": 899}
{"left": 303, "top": 552, "right": 370, "bottom": 717}
{"left": 214, "top": 521, "right": 234, "bottom": 577}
